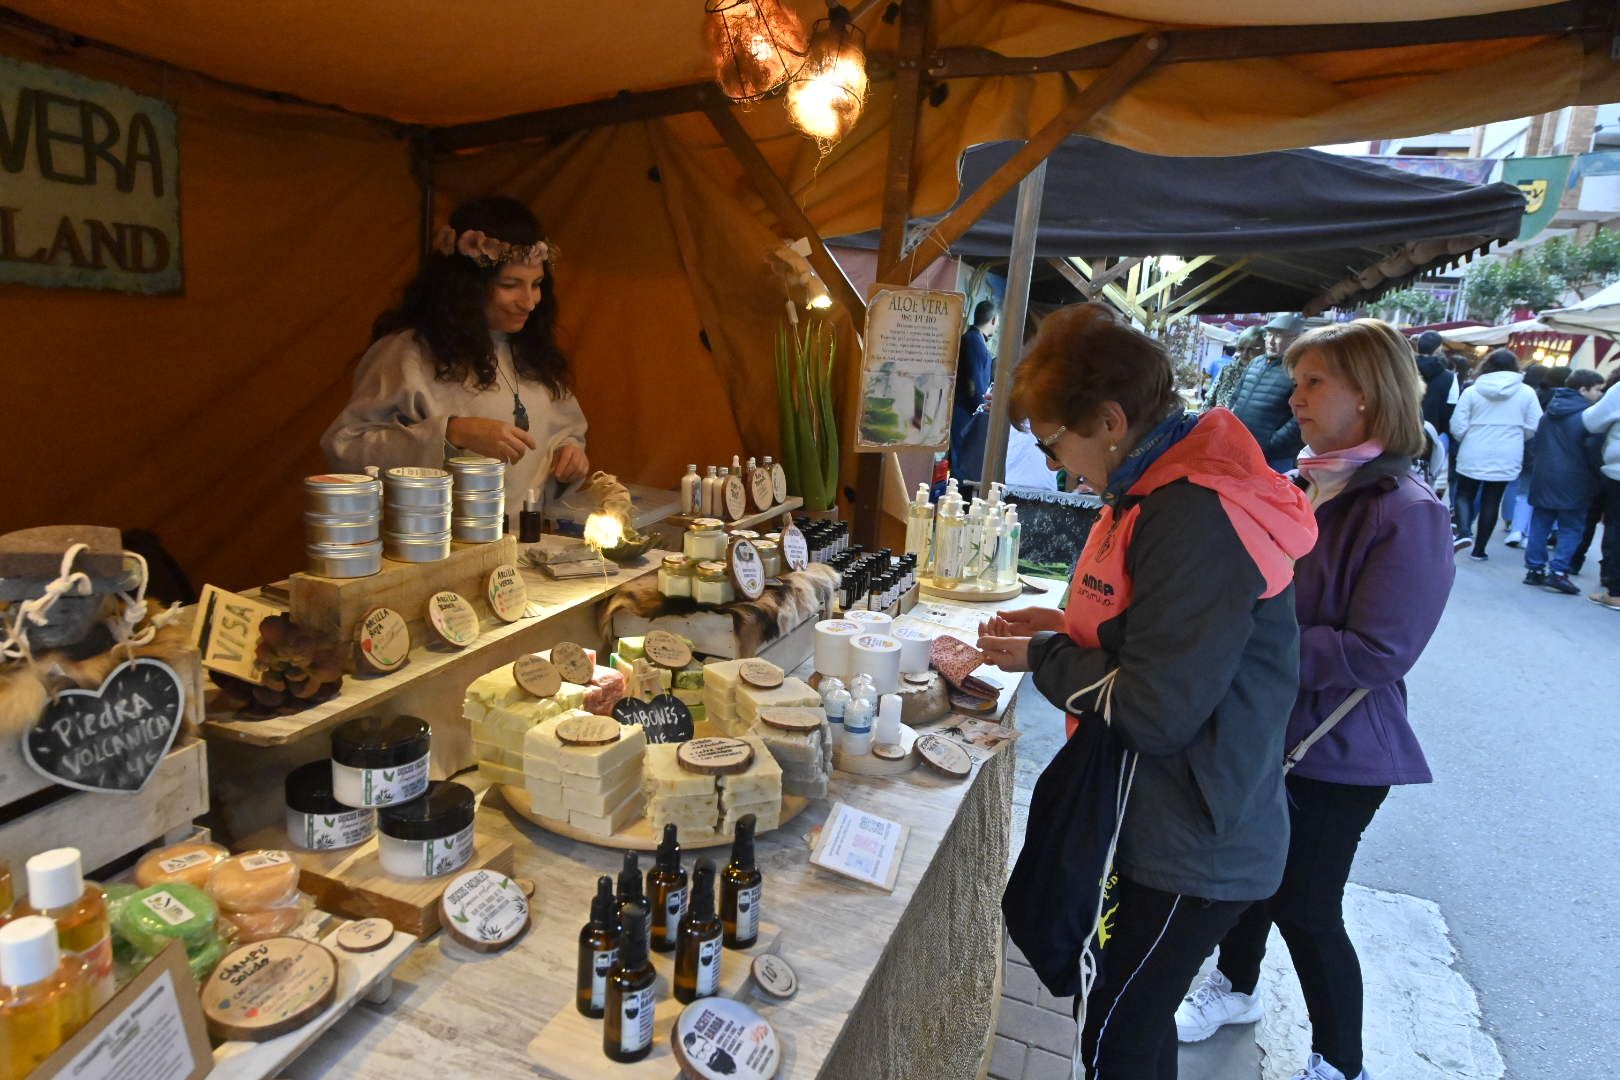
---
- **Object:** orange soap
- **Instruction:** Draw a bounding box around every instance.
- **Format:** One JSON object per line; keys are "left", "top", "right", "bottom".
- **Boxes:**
{"left": 135, "top": 842, "right": 229, "bottom": 889}
{"left": 220, "top": 904, "right": 305, "bottom": 943}
{"left": 207, "top": 852, "right": 300, "bottom": 914}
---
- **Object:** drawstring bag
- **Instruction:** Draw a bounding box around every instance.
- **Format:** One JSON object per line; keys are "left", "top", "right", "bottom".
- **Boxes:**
{"left": 1002, "top": 670, "right": 1138, "bottom": 1000}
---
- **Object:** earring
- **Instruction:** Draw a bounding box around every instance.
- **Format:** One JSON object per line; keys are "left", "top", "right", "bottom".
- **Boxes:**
{"left": 1108, "top": 444, "right": 1117, "bottom": 453}
{"left": 1358, "top": 404, "right": 1366, "bottom": 412}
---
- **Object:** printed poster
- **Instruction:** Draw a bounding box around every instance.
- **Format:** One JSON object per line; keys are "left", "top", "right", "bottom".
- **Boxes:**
{"left": 856, "top": 288, "right": 965, "bottom": 451}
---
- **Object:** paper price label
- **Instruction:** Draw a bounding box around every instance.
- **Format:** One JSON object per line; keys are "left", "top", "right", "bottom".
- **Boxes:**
{"left": 141, "top": 891, "right": 197, "bottom": 927}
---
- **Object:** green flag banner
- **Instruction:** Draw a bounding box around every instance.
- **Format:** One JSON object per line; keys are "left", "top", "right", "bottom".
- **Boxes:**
{"left": 1500, "top": 155, "right": 1573, "bottom": 241}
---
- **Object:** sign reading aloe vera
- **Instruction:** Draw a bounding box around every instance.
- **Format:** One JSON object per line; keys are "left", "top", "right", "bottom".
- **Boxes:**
{"left": 856, "top": 288, "right": 964, "bottom": 451}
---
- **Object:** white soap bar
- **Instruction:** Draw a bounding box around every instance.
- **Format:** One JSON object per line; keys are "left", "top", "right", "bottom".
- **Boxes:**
{"left": 524, "top": 779, "right": 566, "bottom": 819}
{"left": 528, "top": 712, "right": 646, "bottom": 777}
{"left": 564, "top": 768, "right": 643, "bottom": 816}
{"left": 703, "top": 659, "right": 748, "bottom": 698}
{"left": 477, "top": 760, "right": 524, "bottom": 787}
{"left": 782, "top": 774, "right": 828, "bottom": 799}
{"left": 561, "top": 754, "right": 640, "bottom": 795}
{"left": 736, "top": 678, "right": 820, "bottom": 721}
{"left": 716, "top": 736, "right": 782, "bottom": 805}
{"left": 473, "top": 741, "right": 522, "bottom": 769}
{"left": 646, "top": 801, "right": 721, "bottom": 835}
{"left": 756, "top": 722, "right": 826, "bottom": 769}
{"left": 568, "top": 787, "right": 645, "bottom": 837}
{"left": 643, "top": 744, "right": 720, "bottom": 797}
{"left": 522, "top": 754, "right": 561, "bottom": 783}
{"left": 555, "top": 683, "right": 587, "bottom": 711}
{"left": 721, "top": 799, "right": 781, "bottom": 834}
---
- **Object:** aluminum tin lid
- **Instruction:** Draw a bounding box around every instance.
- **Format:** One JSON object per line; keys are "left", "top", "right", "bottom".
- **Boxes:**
{"left": 307, "top": 540, "right": 384, "bottom": 556}
{"left": 382, "top": 531, "right": 454, "bottom": 544}
{"left": 383, "top": 466, "right": 452, "bottom": 487}
{"left": 662, "top": 554, "right": 691, "bottom": 570}
{"left": 331, "top": 715, "right": 431, "bottom": 769}
{"left": 688, "top": 518, "right": 725, "bottom": 532}
{"left": 284, "top": 759, "right": 352, "bottom": 816}
{"left": 377, "top": 780, "right": 475, "bottom": 841}
{"left": 304, "top": 512, "right": 381, "bottom": 526}
{"left": 446, "top": 456, "right": 505, "bottom": 473}
{"left": 304, "top": 473, "right": 381, "bottom": 495}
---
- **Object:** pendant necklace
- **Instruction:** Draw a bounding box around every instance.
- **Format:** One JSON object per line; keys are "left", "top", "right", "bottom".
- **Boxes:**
{"left": 495, "top": 351, "right": 530, "bottom": 431}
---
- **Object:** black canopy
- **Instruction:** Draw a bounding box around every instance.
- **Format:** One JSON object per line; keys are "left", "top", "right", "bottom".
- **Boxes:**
{"left": 839, "top": 137, "right": 1527, "bottom": 314}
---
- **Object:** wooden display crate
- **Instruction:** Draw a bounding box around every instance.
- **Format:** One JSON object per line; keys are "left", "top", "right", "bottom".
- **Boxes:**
{"left": 610, "top": 605, "right": 821, "bottom": 669}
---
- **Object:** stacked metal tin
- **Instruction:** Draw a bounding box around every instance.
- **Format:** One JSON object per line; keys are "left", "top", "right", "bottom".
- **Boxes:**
{"left": 304, "top": 473, "right": 383, "bottom": 577}
{"left": 446, "top": 456, "right": 506, "bottom": 542}
{"left": 382, "top": 466, "right": 453, "bottom": 562}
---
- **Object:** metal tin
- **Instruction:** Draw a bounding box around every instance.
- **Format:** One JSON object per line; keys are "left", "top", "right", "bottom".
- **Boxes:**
{"left": 303, "top": 512, "right": 380, "bottom": 545}
{"left": 382, "top": 466, "right": 452, "bottom": 507}
{"left": 452, "top": 490, "right": 506, "bottom": 519}
{"left": 306, "top": 539, "right": 383, "bottom": 578}
{"left": 385, "top": 505, "right": 451, "bottom": 535}
{"left": 452, "top": 518, "right": 505, "bottom": 543}
{"left": 445, "top": 456, "right": 506, "bottom": 492}
{"left": 383, "top": 531, "right": 452, "bottom": 563}
{"left": 304, "top": 473, "right": 382, "bottom": 517}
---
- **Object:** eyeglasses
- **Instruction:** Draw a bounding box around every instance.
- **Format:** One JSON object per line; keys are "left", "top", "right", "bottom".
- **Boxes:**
{"left": 1035, "top": 425, "right": 1068, "bottom": 466}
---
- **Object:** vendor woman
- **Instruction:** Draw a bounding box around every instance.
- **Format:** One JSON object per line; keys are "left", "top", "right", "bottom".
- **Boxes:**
{"left": 322, "top": 196, "right": 589, "bottom": 509}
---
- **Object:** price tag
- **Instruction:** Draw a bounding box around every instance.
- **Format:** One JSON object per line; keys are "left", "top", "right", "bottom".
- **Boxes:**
{"left": 550, "top": 641, "right": 595, "bottom": 684}
{"left": 356, "top": 606, "right": 409, "bottom": 673}
{"left": 780, "top": 523, "right": 809, "bottom": 571}
{"left": 513, "top": 654, "right": 563, "bottom": 698}
{"left": 486, "top": 565, "right": 528, "bottom": 623}
{"left": 427, "top": 591, "right": 478, "bottom": 648}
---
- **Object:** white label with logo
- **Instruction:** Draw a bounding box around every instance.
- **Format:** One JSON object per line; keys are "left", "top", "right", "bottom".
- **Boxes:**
{"left": 736, "top": 884, "right": 761, "bottom": 942}
{"left": 157, "top": 850, "right": 213, "bottom": 875}
{"left": 423, "top": 822, "right": 475, "bottom": 877}
{"left": 591, "top": 947, "right": 619, "bottom": 1011}
{"left": 696, "top": 935, "right": 723, "bottom": 997}
{"left": 661, "top": 887, "right": 688, "bottom": 940}
{"left": 289, "top": 806, "right": 375, "bottom": 851}
{"left": 337, "top": 754, "right": 429, "bottom": 807}
{"left": 141, "top": 891, "right": 197, "bottom": 927}
{"left": 240, "top": 850, "right": 292, "bottom": 872}
{"left": 618, "top": 985, "right": 656, "bottom": 1053}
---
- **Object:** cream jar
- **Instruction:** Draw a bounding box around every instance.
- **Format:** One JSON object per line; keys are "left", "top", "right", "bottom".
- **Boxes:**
{"left": 684, "top": 519, "right": 728, "bottom": 562}
{"left": 377, "top": 782, "right": 476, "bottom": 878}
{"left": 659, "top": 555, "right": 694, "bottom": 598}
{"left": 285, "top": 761, "right": 375, "bottom": 851}
{"left": 755, "top": 539, "right": 783, "bottom": 579}
{"left": 330, "top": 715, "right": 431, "bottom": 808}
{"left": 693, "top": 561, "right": 734, "bottom": 605}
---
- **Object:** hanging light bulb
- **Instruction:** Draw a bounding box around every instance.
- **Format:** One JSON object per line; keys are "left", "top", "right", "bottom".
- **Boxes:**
{"left": 786, "top": 5, "right": 868, "bottom": 144}
{"left": 704, "top": 0, "right": 810, "bottom": 102}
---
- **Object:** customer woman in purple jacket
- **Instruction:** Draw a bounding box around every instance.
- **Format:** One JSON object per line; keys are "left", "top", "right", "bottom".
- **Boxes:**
{"left": 1174, "top": 319, "right": 1456, "bottom": 1080}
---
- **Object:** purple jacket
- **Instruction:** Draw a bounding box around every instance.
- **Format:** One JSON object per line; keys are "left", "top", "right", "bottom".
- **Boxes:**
{"left": 1286, "top": 455, "right": 1455, "bottom": 786}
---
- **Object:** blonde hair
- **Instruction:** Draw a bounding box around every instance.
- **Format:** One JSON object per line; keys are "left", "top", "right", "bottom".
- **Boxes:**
{"left": 1284, "top": 319, "right": 1426, "bottom": 458}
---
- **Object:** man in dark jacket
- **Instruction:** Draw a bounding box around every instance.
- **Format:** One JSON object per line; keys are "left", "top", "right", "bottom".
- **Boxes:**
{"left": 950, "top": 300, "right": 997, "bottom": 475}
{"left": 1414, "top": 330, "right": 1458, "bottom": 439}
{"left": 1524, "top": 368, "right": 1606, "bottom": 594}
{"left": 1228, "top": 312, "right": 1306, "bottom": 471}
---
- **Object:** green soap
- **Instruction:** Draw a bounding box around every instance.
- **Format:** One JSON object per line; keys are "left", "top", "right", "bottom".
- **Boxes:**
{"left": 618, "top": 636, "right": 646, "bottom": 661}
{"left": 187, "top": 934, "right": 228, "bottom": 982}
{"left": 114, "top": 882, "right": 219, "bottom": 956}
{"left": 673, "top": 665, "right": 706, "bottom": 691}
{"left": 688, "top": 703, "right": 707, "bottom": 725}
{"left": 672, "top": 687, "right": 704, "bottom": 707}
{"left": 104, "top": 884, "right": 142, "bottom": 968}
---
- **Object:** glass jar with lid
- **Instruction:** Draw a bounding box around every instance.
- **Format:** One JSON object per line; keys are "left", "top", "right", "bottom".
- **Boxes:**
{"left": 693, "top": 561, "right": 735, "bottom": 605}
{"left": 755, "top": 539, "right": 782, "bottom": 579}
{"left": 658, "top": 555, "right": 695, "bottom": 598}
{"left": 684, "top": 518, "right": 728, "bottom": 562}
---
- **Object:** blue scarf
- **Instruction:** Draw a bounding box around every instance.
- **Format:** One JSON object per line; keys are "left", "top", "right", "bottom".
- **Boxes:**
{"left": 1102, "top": 408, "right": 1199, "bottom": 505}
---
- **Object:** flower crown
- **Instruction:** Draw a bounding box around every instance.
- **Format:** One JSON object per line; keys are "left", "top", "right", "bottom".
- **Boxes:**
{"left": 432, "top": 226, "right": 557, "bottom": 268}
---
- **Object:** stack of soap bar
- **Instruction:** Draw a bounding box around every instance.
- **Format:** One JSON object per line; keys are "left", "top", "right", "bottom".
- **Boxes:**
{"left": 736, "top": 677, "right": 820, "bottom": 726}
{"left": 522, "top": 711, "right": 647, "bottom": 836}
{"left": 754, "top": 708, "right": 833, "bottom": 798}
{"left": 584, "top": 669, "right": 627, "bottom": 715}
{"left": 718, "top": 736, "right": 783, "bottom": 833}
{"left": 466, "top": 663, "right": 561, "bottom": 787}
{"left": 643, "top": 744, "right": 722, "bottom": 833}
{"left": 617, "top": 636, "right": 647, "bottom": 662}
{"left": 700, "top": 659, "right": 750, "bottom": 736}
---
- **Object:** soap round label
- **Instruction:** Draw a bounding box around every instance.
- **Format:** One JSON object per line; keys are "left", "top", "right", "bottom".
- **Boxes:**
{"left": 427, "top": 591, "right": 478, "bottom": 647}
{"left": 728, "top": 538, "right": 766, "bottom": 601}
{"left": 513, "top": 654, "right": 563, "bottom": 698}
{"left": 335, "top": 918, "right": 394, "bottom": 953}
{"left": 487, "top": 565, "right": 528, "bottom": 622}
{"left": 916, "top": 732, "right": 973, "bottom": 778}
{"left": 644, "top": 629, "right": 694, "bottom": 670}
{"left": 551, "top": 641, "right": 594, "bottom": 685}
{"left": 440, "top": 869, "right": 530, "bottom": 952}
{"left": 771, "top": 463, "right": 788, "bottom": 505}
{"left": 357, "top": 607, "right": 410, "bottom": 673}
{"left": 751, "top": 953, "right": 798, "bottom": 999}
{"left": 677, "top": 737, "right": 755, "bottom": 775}
{"left": 738, "top": 659, "right": 784, "bottom": 690}
{"left": 556, "top": 715, "right": 621, "bottom": 746}
{"left": 750, "top": 468, "right": 774, "bottom": 512}
{"left": 671, "top": 997, "right": 780, "bottom": 1079}
{"left": 780, "top": 524, "right": 809, "bottom": 571}
{"left": 202, "top": 938, "right": 338, "bottom": 1041}
{"left": 723, "top": 474, "right": 747, "bottom": 521}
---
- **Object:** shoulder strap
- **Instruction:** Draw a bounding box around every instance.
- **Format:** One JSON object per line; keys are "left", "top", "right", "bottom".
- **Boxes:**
{"left": 1282, "top": 688, "right": 1368, "bottom": 774}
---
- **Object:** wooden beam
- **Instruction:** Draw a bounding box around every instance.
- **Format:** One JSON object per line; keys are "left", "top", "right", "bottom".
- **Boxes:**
{"left": 1047, "top": 257, "right": 1088, "bottom": 293}
{"left": 432, "top": 83, "right": 715, "bottom": 154}
{"left": 877, "top": 34, "right": 1166, "bottom": 286}
{"left": 925, "top": 0, "right": 1606, "bottom": 80}
{"left": 1136, "top": 255, "right": 1214, "bottom": 305}
{"left": 1159, "top": 258, "right": 1254, "bottom": 317}
{"left": 702, "top": 102, "right": 867, "bottom": 321}
{"left": 1083, "top": 256, "right": 1144, "bottom": 297}
{"left": 1066, "top": 258, "right": 1150, "bottom": 324}
{"left": 876, "top": 0, "right": 931, "bottom": 277}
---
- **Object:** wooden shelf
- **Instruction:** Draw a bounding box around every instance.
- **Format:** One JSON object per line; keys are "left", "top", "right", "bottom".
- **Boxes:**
{"left": 667, "top": 495, "right": 803, "bottom": 533}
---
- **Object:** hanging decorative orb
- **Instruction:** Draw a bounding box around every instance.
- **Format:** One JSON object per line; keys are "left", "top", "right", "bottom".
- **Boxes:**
{"left": 704, "top": 0, "right": 810, "bottom": 102}
{"left": 786, "top": 6, "right": 868, "bottom": 144}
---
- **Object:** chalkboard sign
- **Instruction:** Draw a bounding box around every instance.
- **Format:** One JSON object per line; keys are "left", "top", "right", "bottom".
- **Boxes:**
{"left": 24, "top": 658, "right": 186, "bottom": 794}
{"left": 613, "top": 693, "right": 693, "bottom": 745}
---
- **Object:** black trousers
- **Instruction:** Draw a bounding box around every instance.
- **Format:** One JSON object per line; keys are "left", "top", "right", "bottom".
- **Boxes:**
{"left": 1077, "top": 876, "right": 1250, "bottom": 1079}
{"left": 1571, "top": 500, "right": 1603, "bottom": 572}
{"left": 1217, "top": 776, "right": 1390, "bottom": 1079}
{"left": 1454, "top": 476, "right": 1507, "bottom": 553}
{"left": 1601, "top": 477, "right": 1620, "bottom": 592}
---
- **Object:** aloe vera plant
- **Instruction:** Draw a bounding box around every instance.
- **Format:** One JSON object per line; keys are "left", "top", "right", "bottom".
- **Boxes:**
{"left": 774, "top": 315, "right": 840, "bottom": 511}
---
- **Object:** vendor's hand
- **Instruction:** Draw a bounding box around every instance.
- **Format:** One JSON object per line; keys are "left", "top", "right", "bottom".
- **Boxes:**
{"left": 552, "top": 443, "right": 590, "bottom": 484}
{"left": 446, "top": 416, "right": 536, "bottom": 464}
{"left": 977, "top": 635, "right": 1033, "bottom": 672}
{"left": 978, "top": 607, "right": 1064, "bottom": 638}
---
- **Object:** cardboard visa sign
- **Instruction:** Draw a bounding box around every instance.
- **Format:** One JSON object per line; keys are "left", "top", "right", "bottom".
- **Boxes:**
{"left": 189, "top": 584, "right": 282, "bottom": 684}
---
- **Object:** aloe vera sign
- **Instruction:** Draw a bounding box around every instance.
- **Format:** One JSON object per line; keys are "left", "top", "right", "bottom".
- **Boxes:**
{"left": 857, "top": 288, "right": 964, "bottom": 451}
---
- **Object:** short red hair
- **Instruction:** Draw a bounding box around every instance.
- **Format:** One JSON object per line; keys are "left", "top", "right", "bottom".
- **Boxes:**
{"left": 1007, "top": 303, "right": 1178, "bottom": 434}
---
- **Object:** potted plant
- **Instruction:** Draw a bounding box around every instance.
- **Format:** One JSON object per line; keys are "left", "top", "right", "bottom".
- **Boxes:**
{"left": 774, "top": 308, "right": 839, "bottom": 516}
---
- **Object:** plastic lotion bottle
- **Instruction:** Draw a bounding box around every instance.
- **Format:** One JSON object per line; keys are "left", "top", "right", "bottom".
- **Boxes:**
{"left": 576, "top": 875, "right": 620, "bottom": 1018}
{"left": 701, "top": 466, "right": 720, "bottom": 516}
{"left": 674, "top": 858, "right": 723, "bottom": 1004}
{"left": 720, "top": 815, "right": 763, "bottom": 949}
{"left": 904, "top": 483, "right": 935, "bottom": 571}
{"left": 21, "top": 848, "right": 112, "bottom": 1024}
{"left": 843, "top": 675, "right": 875, "bottom": 756}
{"left": 0, "top": 916, "right": 79, "bottom": 1076}
{"left": 821, "top": 677, "right": 850, "bottom": 741}
{"left": 933, "top": 489, "right": 966, "bottom": 587}
{"left": 645, "top": 825, "right": 688, "bottom": 954}
{"left": 603, "top": 904, "right": 656, "bottom": 1063}
{"left": 874, "top": 693, "right": 903, "bottom": 751}
{"left": 996, "top": 507, "right": 1022, "bottom": 588}
{"left": 680, "top": 465, "right": 701, "bottom": 516}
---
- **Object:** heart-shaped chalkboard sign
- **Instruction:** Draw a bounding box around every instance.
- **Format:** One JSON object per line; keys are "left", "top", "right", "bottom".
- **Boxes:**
{"left": 613, "top": 693, "right": 693, "bottom": 745}
{"left": 25, "top": 658, "right": 186, "bottom": 794}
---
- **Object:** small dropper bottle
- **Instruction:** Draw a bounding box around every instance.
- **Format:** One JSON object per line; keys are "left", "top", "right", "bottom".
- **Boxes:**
{"left": 645, "top": 824, "right": 688, "bottom": 954}
{"left": 576, "top": 876, "right": 620, "bottom": 1018}
{"left": 674, "top": 859, "right": 723, "bottom": 1003}
{"left": 602, "top": 904, "right": 657, "bottom": 1063}
{"left": 720, "top": 815, "right": 763, "bottom": 949}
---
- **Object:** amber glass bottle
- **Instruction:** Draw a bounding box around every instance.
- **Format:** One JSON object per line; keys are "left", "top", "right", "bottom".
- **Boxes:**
{"left": 575, "top": 876, "right": 620, "bottom": 1019}
{"left": 720, "top": 814, "right": 762, "bottom": 949}
{"left": 674, "top": 859, "right": 723, "bottom": 1004}
{"left": 603, "top": 903, "right": 656, "bottom": 1063}
{"left": 646, "top": 824, "right": 688, "bottom": 954}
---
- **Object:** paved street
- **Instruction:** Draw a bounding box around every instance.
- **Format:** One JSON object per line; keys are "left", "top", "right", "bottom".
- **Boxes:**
{"left": 995, "top": 525, "right": 1620, "bottom": 1079}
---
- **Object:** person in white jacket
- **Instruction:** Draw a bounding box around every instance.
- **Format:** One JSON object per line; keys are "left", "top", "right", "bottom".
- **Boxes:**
{"left": 1449, "top": 349, "right": 1541, "bottom": 560}
{"left": 1581, "top": 372, "right": 1620, "bottom": 608}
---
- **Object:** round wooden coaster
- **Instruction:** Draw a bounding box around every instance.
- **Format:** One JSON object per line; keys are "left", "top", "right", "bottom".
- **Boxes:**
{"left": 440, "top": 869, "right": 531, "bottom": 954}
{"left": 644, "top": 629, "right": 693, "bottom": 670}
{"left": 724, "top": 474, "right": 748, "bottom": 521}
{"left": 779, "top": 523, "right": 808, "bottom": 572}
{"left": 872, "top": 741, "right": 908, "bottom": 761}
{"left": 739, "top": 658, "right": 784, "bottom": 690}
{"left": 551, "top": 641, "right": 594, "bottom": 685}
{"left": 517, "top": 877, "right": 537, "bottom": 898}
{"left": 335, "top": 917, "right": 394, "bottom": 954}
{"left": 750, "top": 468, "right": 774, "bottom": 512}
{"left": 486, "top": 564, "right": 528, "bottom": 623}
{"left": 728, "top": 538, "right": 766, "bottom": 601}
{"left": 916, "top": 733, "right": 973, "bottom": 779}
{"left": 677, "top": 737, "right": 755, "bottom": 775}
{"left": 513, "top": 654, "right": 563, "bottom": 698}
{"left": 356, "top": 606, "right": 409, "bottom": 673}
{"left": 427, "top": 591, "right": 478, "bottom": 648}
{"left": 771, "top": 463, "right": 788, "bottom": 506}
{"left": 751, "top": 953, "right": 798, "bottom": 1000}
{"left": 202, "top": 937, "right": 338, "bottom": 1041}
{"left": 903, "top": 671, "right": 934, "bottom": 686}
{"left": 557, "top": 714, "right": 622, "bottom": 746}
{"left": 671, "top": 997, "right": 781, "bottom": 1080}
{"left": 757, "top": 707, "right": 822, "bottom": 733}
{"left": 949, "top": 693, "right": 999, "bottom": 715}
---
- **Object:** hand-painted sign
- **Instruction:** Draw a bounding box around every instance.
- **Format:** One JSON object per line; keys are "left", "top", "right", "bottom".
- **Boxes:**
{"left": 1500, "top": 155, "right": 1573, "bottom": 242}
{"left": 1, "top": 56, "right": 182, "bottom": 294}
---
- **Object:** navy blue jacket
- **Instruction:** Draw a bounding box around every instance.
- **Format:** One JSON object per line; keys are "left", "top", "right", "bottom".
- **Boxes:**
{"left": 1227, "top": 355, "right": 1303, "bottom": 469}
{"left": 1528, "top": 388, "right": 1603, "bottom": 510}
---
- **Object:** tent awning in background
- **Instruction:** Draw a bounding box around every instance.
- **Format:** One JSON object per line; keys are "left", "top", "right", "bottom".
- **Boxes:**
{"left": 1438, "top": 318, "right": 1547, "bottom": 346}
{"left": 1540, "top": 280, "right": 1620, "bottom": 337}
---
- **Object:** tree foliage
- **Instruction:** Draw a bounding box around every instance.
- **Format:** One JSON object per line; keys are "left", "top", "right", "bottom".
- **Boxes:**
{"left": 1375, "top": 288, "right": 1446, "bottom": 325}
{"left": 1462, "top": 229, "right": 1620, "bottom": 321}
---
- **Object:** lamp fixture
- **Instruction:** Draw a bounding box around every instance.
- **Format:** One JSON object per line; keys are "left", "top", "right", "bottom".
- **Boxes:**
{"left": 704, "top": 0, "right": 810, "bottom": 102}
{"left": 786, "top": 5, "right": 869, "bottom": 144}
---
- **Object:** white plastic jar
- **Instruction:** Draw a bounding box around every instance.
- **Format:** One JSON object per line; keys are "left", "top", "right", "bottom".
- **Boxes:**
{"left": 376, "top": 781, "right": 476, "bottom": 878}
{"left": 330, "top": 715, "right": 431, "bottom": 808}
{"left": 285, "top": 760, "right": 376, "bottom": 851}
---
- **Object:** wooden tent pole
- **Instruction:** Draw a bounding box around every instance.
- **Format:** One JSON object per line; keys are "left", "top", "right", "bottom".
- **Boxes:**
{"left": 877, "top": 0, "right": 931, "bottom": 275}
{"left": 979, "top": 161, "right": 1047, "bottom": 491}
{"left": 878, "top": 34, "right": 1165, "bottom": 286}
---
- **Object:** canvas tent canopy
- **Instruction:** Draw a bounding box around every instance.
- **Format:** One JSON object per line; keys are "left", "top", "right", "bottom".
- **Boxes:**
{"left": 3, "top": 0, "right": 1619, "bottom": 588}
{"left": 1540, "top": 278, "right": 1620, "bottom": 336}
{"left": 1439, "top": 318, "right": 1548, "bottom": 346}
{"left": 838, "top": 135, "right": 1527, "bottom": 315}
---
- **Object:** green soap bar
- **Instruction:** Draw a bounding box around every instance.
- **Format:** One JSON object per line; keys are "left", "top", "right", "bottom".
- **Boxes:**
{"left": 188, "top": 933, "right": 228, "bottom": 982}
{"left": 618, "top": 636, "right": 646, "bottom": 661}
{"left": 115, "top": 882, "right": 220, "bottom": 956}
{"left": 672, "top": 687, "right": 704, "bottom": 706}
{"left": 688, "top": 703, "right": 707, "bottom": 724}
{"left": 673, "top": 666, "right": 706, "bottom": 690}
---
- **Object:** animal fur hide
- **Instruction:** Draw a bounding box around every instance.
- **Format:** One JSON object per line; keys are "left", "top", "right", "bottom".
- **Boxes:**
{"left": 600, "top": 564, "right": 838, "bottom": 657}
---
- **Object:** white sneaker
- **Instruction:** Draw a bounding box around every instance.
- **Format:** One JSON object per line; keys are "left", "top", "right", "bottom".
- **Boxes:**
{"left": 1290, "top": 1052, "right": 1372, "bottom": 1080}
{"left": 1174, "top": 969, "right": 1261, "bottom": 1042}
{"left": 1504, "top": 531, "right": 1525, "bottom": 548}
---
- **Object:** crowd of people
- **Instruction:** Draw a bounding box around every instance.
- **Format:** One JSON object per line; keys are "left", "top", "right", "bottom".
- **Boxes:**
{"left": 979, "top": 302, "right": 1615, "bottom": 1080}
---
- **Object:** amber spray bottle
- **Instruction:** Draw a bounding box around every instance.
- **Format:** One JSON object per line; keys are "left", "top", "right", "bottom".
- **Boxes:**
{"left": 603, "top": 903, "right": 657, "bottom": 1064}
{"left": 646, "top": 824, "right": 688, "bottom": 954}
{"left": 720, "top": 814, "right": 762, "bottom": 949}
{"left": 576, "top": 876, "right": 620, "bottom": 1018}
{"left": 674, "top": 859, "right": 723, "bottom": 1004}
